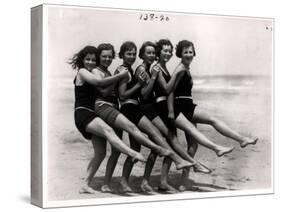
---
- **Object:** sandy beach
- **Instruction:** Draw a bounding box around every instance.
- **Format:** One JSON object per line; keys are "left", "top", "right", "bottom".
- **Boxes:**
{"left": 46, "top": 75, "right": 272, "bottom": 201}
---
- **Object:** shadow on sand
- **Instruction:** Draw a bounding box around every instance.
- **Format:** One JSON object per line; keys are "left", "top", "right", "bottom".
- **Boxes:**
{"left": 88, "top": 173, "right": 231, "bottom": 196}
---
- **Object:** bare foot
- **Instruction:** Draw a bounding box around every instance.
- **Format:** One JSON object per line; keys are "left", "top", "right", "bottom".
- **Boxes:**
{"left": 178, "top": 184, "right": 200, "bottom": 192}
{"left": 140, "top": 180, "right": 154, "bottom": 193}
{"left": 159, "top": 183, "right": 178, "bottom": 193}
{"left": 119, "top": 179, "right": 133, "bottom": 193}
{"left": 216, "top": 146, "right": 234, "bottom": 157}
{"left": 79, "top": 185, "right": 96, "bottom": 194}
{"left": 240, "top": 137, "right": 258, "bottom": 148}
{"left": 193, "top": 162, "right": 212, "bottom": 174}
{"left": 101, "top": 184, "right": 112, "bottom": 193}
{"left": 175, "top": 160, "right": 194, "bottom": 170}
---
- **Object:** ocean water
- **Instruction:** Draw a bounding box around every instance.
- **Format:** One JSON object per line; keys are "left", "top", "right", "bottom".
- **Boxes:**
{"left": 192, "top": 75, "right": 271, "bottom": 95}
{"left": 49, "top": 74, "right": 272, "bottom": 101}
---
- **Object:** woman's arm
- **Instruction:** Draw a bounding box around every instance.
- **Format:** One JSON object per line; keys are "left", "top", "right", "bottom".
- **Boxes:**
{"left": 118, "top": 79, "right": 142, "bottom": 101}
{"left": 140, "top": 67, "right": 159, "bottom": 100}
{"left": 79, "top": 68, "right": 128, "bottom": 88}
{"left": 156, "top": 69, "right": 177, "bottom": 94}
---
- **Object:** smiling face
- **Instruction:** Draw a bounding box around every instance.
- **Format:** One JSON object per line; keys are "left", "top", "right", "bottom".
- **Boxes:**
{"left": 143, "top": 46, "right": 156, "bottom": 65}
{"left": 181, "top": 46, "right": 194, "bottom": 65}
{"left": 99, "top": 50, "right": 113, "bottom": 68}
{"left": 123, "top": 48, "right": 136, "bottom": 66}
{"left": 159, "top": 45, "right": 172, "bottom": 63}
{"left": 83, "top": 53, "right": 97, "bottom": 71}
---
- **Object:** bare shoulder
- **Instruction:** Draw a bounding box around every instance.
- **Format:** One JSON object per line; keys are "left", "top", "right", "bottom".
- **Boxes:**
{"left": 91, "top": 68, "right": 104, "bottom": 79}
{"left": 135, "top": 65, "right": 145, "bottom": 76}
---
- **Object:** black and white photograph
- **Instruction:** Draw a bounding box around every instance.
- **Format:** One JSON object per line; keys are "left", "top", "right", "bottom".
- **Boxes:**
{"left": 31, "top": 3, "right": 273, "bottom": 208}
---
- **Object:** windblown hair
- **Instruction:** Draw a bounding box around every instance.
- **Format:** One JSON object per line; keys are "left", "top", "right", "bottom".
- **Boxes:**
{"left": 69, "top": 46, "right": 98, "bottom": 70}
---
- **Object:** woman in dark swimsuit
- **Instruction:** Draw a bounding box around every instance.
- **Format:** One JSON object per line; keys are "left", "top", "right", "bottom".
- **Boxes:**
{"left": 157, "top": 39, "right": 258, "bottom": 190}
{"left": 91, "top": 43, "right": 172, "bottom": 193}
{"left": 116, "top": 41, "right": 199, "bottom": 193}
{"left": 69, "top": 46, "right": 146, "bottom": 194}
{"left": 134, "top": 41, "right": 214, "bottom": 192}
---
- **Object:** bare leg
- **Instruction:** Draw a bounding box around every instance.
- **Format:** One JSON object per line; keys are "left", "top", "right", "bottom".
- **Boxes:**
{"left": 113, "top": 114, "right": 170, "bottom": 157}
{"left": 152, "top": 117, "right": 196, "bottom": 163}
{"left": 179, "top": 130, "right": 199, "bottom": 191}
{"left": 159, "top": 157, "right": 177, "bottom": 192}
{"left": 192, "top": 107, "right": 258, "bottom": 148}
{"left": 120, "top": 136, "right": 141, "bottom": 193}
{"left": 86, "top": 117, "right": 146, "bottom": 162}
{"left": 175, "top": 113, "right": 234, "bottom": 157}
{"left": 140, "top": 151, "right": 157, "bottom": 192}
{"left": 79, "top": 134, "right": 107, "bottom": 194}
{"left": 101, "top": 146, "right": 121, "bottom": 193}
{"left": 138, "top": 116, "right": 193, "bottom": 169}
{"left": 152, "top": 117, "right": 210, "bottom": 174}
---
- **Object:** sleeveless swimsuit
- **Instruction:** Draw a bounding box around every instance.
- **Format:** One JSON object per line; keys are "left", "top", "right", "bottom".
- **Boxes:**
{"left": 74, "top": 72, "right": 98, "bottom": 139}
{"left": 93, "top": 67, "right": 120, "bottom": 126}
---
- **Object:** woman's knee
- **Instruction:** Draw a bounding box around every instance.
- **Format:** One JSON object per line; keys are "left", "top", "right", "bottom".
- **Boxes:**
{"left": 102, "top": 125, "right": 117, "bottom": 138}
{"left": 207, "top": 116, "right": 219, "bottom": 126}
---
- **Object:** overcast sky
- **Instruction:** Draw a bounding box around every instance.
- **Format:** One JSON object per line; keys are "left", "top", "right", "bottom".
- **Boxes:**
{"left": 46, "top": 5, "right": 273, "bottom": 78}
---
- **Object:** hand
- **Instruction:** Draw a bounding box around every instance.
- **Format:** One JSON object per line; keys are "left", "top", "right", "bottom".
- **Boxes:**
{"left": 119, "top": 68, "right": 131, "bottom": 82}
{"left": 151, "top": 68, "right": 160, "bottom": 77}
{"left": 139, "top": 71, "right": 148, "bottom": 82}
{"left": 137, "top": 71, "right": 149, "bottom": 85}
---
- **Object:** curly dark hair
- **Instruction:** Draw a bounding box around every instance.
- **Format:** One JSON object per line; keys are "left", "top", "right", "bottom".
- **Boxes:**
{"left": 118, "top": 41, "right": 137, "bottom": 59}
{"left": 96, "top": 43, "right": 115, "bottom": 66}
{"left": 69, "top": 46, "right": 98, "bottom": 70}
{"left": 175, "top": 40, "right": 196, "bottom": 58}
{"left": 138, "top": 41, "right": 157, "bottom": 60}
{"left": 155, "top": 39, "right": 173, "bottom": 58}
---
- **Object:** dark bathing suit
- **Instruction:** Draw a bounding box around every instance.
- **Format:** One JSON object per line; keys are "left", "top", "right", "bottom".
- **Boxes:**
{"left": 93, "top": 67, "right": 120, "bottom": 126}
{"left": 137, "top": 64, "right": 158, "bottom": 121}
{"left": 118, "top": 64, "right": 144, "bottom": 125}
{"left": 74, "top": 72, "right": 98, "bottom": 139}
{"left": 154, "top": 63, "right": 197, "bottom": 122}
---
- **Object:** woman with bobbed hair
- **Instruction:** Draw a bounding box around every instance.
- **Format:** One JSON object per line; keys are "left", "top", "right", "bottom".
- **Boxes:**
{"left": 169, "top": 40, "right": 258, "bottom": 190}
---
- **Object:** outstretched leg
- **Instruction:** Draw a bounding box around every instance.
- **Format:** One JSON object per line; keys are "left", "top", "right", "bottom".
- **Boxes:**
{"left": 86, "top": 117, "right": 146, "bottom": 162}
{"left": 138, "top": 116, "right": 194, "bottom": 169}
{"left": 113, "top": 114, "right": 170, "bottom": 157}
{"left": 152, "top": 117, "right": 210, "bottom": 174}
{"left": 192, "top": 107, "right": 258, "bottom": 148}
{"left": 175, "top": 113, "right": 234, "bottom": 157}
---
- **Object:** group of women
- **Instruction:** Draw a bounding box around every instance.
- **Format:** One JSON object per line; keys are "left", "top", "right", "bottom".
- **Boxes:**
{"left": 70, "top": 39, "right": 258, "bottom": 194}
